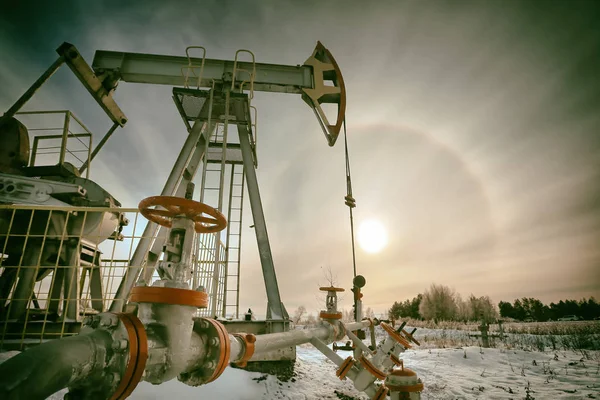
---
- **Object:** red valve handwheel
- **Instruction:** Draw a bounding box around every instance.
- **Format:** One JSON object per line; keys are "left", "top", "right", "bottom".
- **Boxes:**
{"left": 139, "top": 196, "right": 227, "bottom": 233}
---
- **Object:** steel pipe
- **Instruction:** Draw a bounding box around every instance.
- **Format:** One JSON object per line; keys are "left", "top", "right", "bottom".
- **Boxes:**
{"left": 0, "top": 329, "right": 111, "bottom": 400}
{"left": 310, "top": 337, "right": 345, "bottom": 366}
{"left": 309, "top": 334, "right": 379, "bottom": 399}
{"left": 250, "top": 325, "right": 331, "bottom": 358}
{"left": 247, "top": 320, "right": 370, "bottom": 361}
{"left": 345, "top": 320, "right": 372, "bottom": 332}
{"left": 345, "top": 327, "right": 373, "bottom": 356}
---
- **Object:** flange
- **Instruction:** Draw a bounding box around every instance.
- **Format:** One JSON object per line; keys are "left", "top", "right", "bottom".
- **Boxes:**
{"left": 336, "top": 356, "right": 355, "bottom": 380}
{"left": 179, "top": 318, "right": 231, "bottom": 386}
{"left": 110, "top": 313, "right": 148, "bottom": 400}
{"left": 359, "top": 355, "right": 386, "bottom": 381}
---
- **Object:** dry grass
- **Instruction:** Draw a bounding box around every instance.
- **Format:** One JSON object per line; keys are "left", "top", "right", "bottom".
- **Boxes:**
{"left": 401, "top": 319, "right": 600, "bottom": 335}
{"left": 400, "top": 320, "right": 600, "bottom": 352}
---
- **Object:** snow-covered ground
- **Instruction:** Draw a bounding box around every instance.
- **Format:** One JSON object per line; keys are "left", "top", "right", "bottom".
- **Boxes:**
{"left": 3, "top": 329, "right": 600, "bottom": 399}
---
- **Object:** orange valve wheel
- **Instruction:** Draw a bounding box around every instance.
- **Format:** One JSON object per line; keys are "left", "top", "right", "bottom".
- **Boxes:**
{"left": 381, "top": 322, "right": 412, "bottom": 349}
{"left": 139, "top": 196, "right": 227, "bottom": 233}
{"left": 319, "top": 286, "right": 345, "bottom": 292}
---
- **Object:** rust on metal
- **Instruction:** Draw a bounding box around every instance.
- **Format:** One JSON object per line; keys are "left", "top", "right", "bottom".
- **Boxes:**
{"left": 130, "top": 286, "right": 208, "bottom": 308}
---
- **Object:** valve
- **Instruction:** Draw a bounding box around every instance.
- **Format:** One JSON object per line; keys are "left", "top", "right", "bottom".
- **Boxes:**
{"left": 139, "top": 195, "right": 227, "bottom": 233}
{"left": 381, "top": 322, "right": 412, "bottom": 349}
{"left": 333, "top": 340, "right": 355, "bottom": 352}
{"left": 319, "top": 286, "right": 344, "bottom": 320}
{"left": 130, "top": 195, "right": 228, "bottom": 385}
{"left": 400, "top": 327, "right": 420, "bottom": 346}
{"left": 385, "top": 366, "right": 423, "bottom": 400}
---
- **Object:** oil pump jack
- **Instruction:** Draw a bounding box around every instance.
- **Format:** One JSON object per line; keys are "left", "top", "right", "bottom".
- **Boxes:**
{"left": 0, "top": 42, "right": 424, "bottom": 399}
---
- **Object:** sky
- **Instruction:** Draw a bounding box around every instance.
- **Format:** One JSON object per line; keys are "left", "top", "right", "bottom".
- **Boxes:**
{"left": 1, "top": 0, "right": 599, "bottom": 317}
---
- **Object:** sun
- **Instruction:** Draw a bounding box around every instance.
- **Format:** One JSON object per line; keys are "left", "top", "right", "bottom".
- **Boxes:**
{"left": 357, "top": 219, "right": 388, "bottom": 254}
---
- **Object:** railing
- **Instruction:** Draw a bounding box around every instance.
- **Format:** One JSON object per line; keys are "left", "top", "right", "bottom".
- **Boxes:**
{"left": 17, "top": 110, "right": 93, "bottom": 178}
{"left": 0, "top": 204, "right": 225, "bottom": 350}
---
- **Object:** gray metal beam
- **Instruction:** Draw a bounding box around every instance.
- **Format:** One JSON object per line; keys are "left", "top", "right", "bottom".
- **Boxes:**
{"left": 92, "top": 50, "right": 313, "bottom": 94}
{"left": 237, "top": 123, "right": 286, "bottom": 328}
{"left": 57, "top": 43, "right": 128, "bottom": 126}
{"left": 79, "top": 122, "right": 120, "bottom": 175}
{"left": 3, "top": 56, "right": 65, "bottom": 119}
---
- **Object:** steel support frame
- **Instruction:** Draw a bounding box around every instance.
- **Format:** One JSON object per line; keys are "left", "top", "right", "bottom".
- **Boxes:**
{"left": 237, "top": 122, "right": 287, "bottom": 331}
{"left": 3, "top": 56, "right": 65, "bottom": 119}
{"left": 210, "top": 90, "right": 231, "bottom": 317}
{"left": 92, "top": 50, "right": 313, "bottom": 94}
{"left": 79, "top": 122, "right": 120, "bottom": 175}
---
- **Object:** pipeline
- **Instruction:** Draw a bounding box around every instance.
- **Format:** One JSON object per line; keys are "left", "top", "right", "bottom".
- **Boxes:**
{"left": 0, "top": 198, "right": 424, "bottom": 399}
{"left": 0, "top": 329, "right": 112, "bottom": 400}
{"left": 244, "top": 321, "right": 368, "bottom": 358}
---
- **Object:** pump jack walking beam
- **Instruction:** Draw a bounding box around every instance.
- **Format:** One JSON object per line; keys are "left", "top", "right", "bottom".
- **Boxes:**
{"left": 92, "top": 41, "right": 346, "bottom": 145}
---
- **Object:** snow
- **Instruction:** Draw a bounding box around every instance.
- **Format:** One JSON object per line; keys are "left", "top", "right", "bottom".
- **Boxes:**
{"left": 2, "top": 329, "right": 599, "bottom": 400}
{"left": 135, "top": 344, "right": 367, "bottom": 400}
{"left": 404, "top": 347, "right": 600, "bottom": 399}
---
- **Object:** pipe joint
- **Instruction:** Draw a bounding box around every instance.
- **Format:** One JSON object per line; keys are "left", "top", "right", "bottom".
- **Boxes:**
{"left": 231, "top": 333, "right": 256, "bottom": 367}
{"left": 179, "top": 318, "right": 230, "bottom": 386}
{"left": 66, "top": 313, "right": 147, "bottom": 400}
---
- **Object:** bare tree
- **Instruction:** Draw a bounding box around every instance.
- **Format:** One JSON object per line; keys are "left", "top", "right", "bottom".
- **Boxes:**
{"left": 419, "top": 283, "right": 458, "bottom": 321}
{"left": 292, "top": 305, "right": 307, "bottom": 325}
{"left": 321, "top": 266, "right": 337, "bottom": 287}
{"left": 364, "top": 307, "right": 375, "bottom": 319}
{"left": 315, "top": 266, "right": 344, "bottom": 305}
{"left": 306, "top": 314, "right": 317, "bottom": 327}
